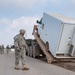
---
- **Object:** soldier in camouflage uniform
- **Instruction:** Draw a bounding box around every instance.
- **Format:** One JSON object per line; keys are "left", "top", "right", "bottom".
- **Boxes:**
{"left": 6, "top": 45, "right": 10, "bottom": 54}
{"left": 0, "top": 45, "right": 2, "bottom": 54}
{"left": 2, "top": 45, "right": 4, "bottom": 54}
{"left": 14, "top": 29, "right": 29, "bottom": 70}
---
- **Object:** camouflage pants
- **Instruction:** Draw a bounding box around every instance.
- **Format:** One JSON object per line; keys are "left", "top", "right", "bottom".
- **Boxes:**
{"left": 15, "top": 48, "right": 26, "bottom": 65}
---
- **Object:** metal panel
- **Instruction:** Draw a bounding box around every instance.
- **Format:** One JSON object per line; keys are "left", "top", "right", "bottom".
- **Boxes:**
{"left": 57, "top": 24, "right": 75, "bottom": 54}
{"left": 71, "top": 27, "right": 75, "bottom": 47}
{"left": 38, "top": 13, "right": 62, "bottom": 56}
{"left": 47, "top": 12, "right": 75, "bottom": 24}
{"left": 69, "top": 44, "right": 75, "bottom": 56}
{"left": 69, "top": 27, "right": 75, "bottom": 56}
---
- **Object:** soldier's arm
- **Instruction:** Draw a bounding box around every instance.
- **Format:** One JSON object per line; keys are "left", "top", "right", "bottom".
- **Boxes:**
{"left": 14, "top": 36, "right": 19, "bottom": 50}
{"left": 24, "top": 38, "right": 28, "bottom": 49}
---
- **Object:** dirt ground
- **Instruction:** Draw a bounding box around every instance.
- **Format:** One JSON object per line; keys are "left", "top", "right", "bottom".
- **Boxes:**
{"left": 52, "top": 62, "right": 75, "bottom": 72}
{"left": 38, "top": 57, "right": 75, "bottom": 72}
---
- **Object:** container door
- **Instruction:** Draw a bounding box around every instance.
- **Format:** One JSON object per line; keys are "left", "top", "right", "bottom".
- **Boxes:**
{"left": 71, "top": 27, "right": 75, "bottom": 47}
{"left": 57, "top": 24, "right": 75, "bottom": 54}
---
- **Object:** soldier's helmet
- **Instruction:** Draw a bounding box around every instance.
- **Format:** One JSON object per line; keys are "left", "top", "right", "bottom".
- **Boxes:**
{"left": 19, "top": 29, "right": 26, "bottom": 34}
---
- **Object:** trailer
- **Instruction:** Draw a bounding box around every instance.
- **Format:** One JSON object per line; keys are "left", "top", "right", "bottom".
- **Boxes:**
{"left": 26, "top": 39, "right": 42, "bottom": 58}
{"left": 32, "top": 12, "right": 75, "bottom": 63}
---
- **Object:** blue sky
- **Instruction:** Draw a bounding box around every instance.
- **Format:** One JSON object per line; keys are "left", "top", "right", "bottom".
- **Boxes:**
{"left": 0, "top": 0, "right": 75, "bottom": 46}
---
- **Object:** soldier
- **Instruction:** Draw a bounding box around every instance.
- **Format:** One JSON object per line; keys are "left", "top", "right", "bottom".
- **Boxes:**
{"left": 6, "top": 45, "right": 10, "bottom": 54}
{"left": 14, "top": 29, "right": 29, "bottom": 70}
{"left": 0, "top": 45, "right": 2, "bottom": 54}
{"left": 2, "top": 45, "right": 4, "bottom": 54}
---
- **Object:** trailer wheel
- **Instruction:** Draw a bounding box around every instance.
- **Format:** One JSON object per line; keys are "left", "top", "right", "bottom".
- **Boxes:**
{"left": 46, "top": 42, "right": 49, "bottom": 51}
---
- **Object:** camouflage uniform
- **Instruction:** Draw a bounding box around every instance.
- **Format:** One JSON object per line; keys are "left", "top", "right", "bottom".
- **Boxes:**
{"left": 6, "top": 45, "right": 10, "bottom": 54}
{"left": 14, "top": 34, "right": 27, "bottom": 65}
{"left": 2, "top": 45, "right": 4, "bottom": 54}
{"left": 0, "top": 45, "right": 2, "bottom": 54}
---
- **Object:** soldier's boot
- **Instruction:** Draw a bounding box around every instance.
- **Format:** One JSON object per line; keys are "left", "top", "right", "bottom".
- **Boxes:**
{"left": 14, "top": 65, "right": 20, "bottom": 70}
{"left": 22, "top": 64, "right": 29, "bottom": 70}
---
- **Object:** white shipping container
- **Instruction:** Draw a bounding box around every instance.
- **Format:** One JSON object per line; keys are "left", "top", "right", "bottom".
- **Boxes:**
{"left": 37, "top": 12, "right": 75, "bottom": 57}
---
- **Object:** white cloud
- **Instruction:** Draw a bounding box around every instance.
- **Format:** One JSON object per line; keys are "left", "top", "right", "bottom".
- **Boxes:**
{"left": 0, "top": 16, "right": 40, "bottom": 46}
{"left": 0, "top": 18, "right": 11, "bottom": 26}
